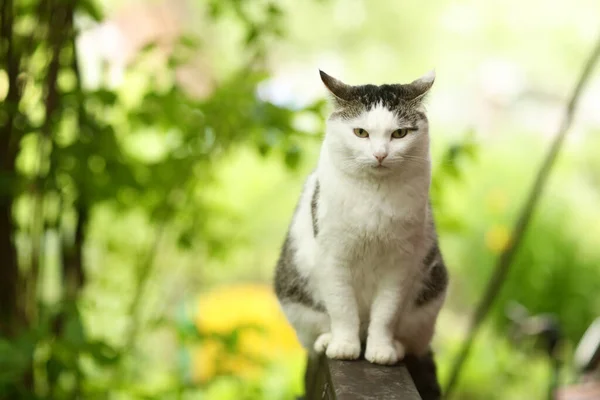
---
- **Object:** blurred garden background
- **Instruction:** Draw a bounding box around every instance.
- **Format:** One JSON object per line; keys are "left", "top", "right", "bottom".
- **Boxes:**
{"left": 1, "top": 0, "right": 600, "bottom": 399}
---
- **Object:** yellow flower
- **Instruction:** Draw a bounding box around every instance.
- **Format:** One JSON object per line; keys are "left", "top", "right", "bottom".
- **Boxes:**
{"left": 485, "top": 224, "right": 511, "bottom": 254}
{"left": 192, "top": 283, "right": 303, "bottom": 383}
{"left": 192, "top": 341, "right": 219, "bottom": 383}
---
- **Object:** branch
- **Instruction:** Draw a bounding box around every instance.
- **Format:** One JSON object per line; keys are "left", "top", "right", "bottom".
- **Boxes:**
{"left": 61, "top": 1, "right": 86, "bottom": 302}
{"left": 0, "top": 0, "right": 22, "bottom": 337}
{"left": 27, "top": 0, "right": 75, "bottom": 323}
{"left": 444, "top": 34, "right": 600, "bottom": 398}
{"left": 1, "top": 0, "right": 22, "bottom": 169}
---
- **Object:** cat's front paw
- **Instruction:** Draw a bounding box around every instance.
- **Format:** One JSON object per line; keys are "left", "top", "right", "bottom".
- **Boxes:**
{"left": 313, "top": 333, "right": 331, "bottom": 354}
{"left": 365, "top": 339, "right": 405, "bottom": 365}
{"left": 314, "top": 333, "right": 361, "bottom": 360}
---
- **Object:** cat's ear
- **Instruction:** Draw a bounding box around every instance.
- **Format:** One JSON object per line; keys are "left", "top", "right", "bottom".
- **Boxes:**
{"left": 319, "top": 70, "right": 353, "bottom": 102}
{"left": 406, "top": 70, "right": 435, "bottom": 102}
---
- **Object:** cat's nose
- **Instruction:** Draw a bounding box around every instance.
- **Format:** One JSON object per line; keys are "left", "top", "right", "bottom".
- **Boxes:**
{"left": 374, "top": 152, "right": 388, "bottom": 163}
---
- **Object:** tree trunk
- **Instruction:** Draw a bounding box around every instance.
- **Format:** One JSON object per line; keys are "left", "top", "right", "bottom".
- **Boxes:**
{"left": 63, "top": 205, "right": 88, "bottom": 300}
{"left": 0, "top": 0, "right": 24, "bottom": 338}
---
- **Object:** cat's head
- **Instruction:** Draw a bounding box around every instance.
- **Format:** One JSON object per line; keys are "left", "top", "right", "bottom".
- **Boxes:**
{"left": 319, "top": 70, "right": 434, "bottom": 177}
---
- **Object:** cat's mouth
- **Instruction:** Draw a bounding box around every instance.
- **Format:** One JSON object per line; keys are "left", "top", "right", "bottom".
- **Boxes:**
{"left": 371, "top": 164, "right": 389, "bottom": 170}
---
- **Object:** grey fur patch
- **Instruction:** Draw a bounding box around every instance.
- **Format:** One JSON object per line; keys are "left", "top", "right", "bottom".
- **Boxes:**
{"left": 320, "top": 70, "right": 432, "bottom": 125}
{"left": 415, "top": 258, "right": 449, "bottom": 307}
{"left": 311, "top": 181, "right": 320, "bottom": 237}
{"left": 274, "top": 234, "right": 325, "bottom": 312}
{"left": 422, "top": 242, "right": 438, "bottom": 267}
{"left": 330, "top": 102, "right": 366, "bottom": 120}
{"left": 352, "top": 84, "right": 424, "bottom": 110}
{"left": 328, "top": 82, "right": 429, "bottom": 124}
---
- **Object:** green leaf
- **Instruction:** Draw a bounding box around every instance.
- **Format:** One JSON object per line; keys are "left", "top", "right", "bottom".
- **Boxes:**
{"left": 78, "top": 0, "right": 103, "bottom": 21}
{"left": 86, "top": 341, "right": 120, "bottom": 366}
{"left": 0, "top": 335, "right": 36, "bottom": 386}
{"left": 284, "top": 144, "right": 301, "bottom": 169}
{"left": 46, "top": 356, "right": 63, "bottom": 387}
{"left": 91, "top": 89, "right": 118, "bottom": 106}
{"left": 62, "top": 305, "right": 86, "bottom": 348}
{"left": 140, "top": 41, "right": 159, "bottom": 54}
{"left": 177, "top": 229, "right": 194, "bottom": 250}
{"left": 267, "top": 3, "right": 283, "bottom": 17}
{"left": 245, "top": 26, "right": 259, "bottom": 45}
{"left": 178, "top": 35, "right": 201, "bottom": 49}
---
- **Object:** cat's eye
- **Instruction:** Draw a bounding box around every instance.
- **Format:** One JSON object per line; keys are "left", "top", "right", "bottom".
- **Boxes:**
{"left": 391, "top": 128, "right": 415, "bottom": 139}
{"left": 353, "top": 128, "right": 369, "bottom": 138}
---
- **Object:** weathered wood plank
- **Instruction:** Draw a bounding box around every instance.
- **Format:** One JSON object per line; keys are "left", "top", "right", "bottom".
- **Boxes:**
{"left": 305, "top": 353, "right": 422, "bottom": 400}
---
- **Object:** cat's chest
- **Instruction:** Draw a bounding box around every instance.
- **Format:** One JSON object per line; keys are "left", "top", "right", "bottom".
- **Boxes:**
{"left": 350, "top": 249, "right": 397, "bottom": 322}
{"left": 324, "top": 186, "right": 415, "bottom": 236}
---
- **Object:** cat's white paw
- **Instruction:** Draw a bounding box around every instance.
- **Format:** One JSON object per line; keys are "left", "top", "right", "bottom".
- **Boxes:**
{"left": 365, "top": 339, "right": 405, "bottom": 365}
{"left": 327, "top": 337, "right": 361, "bottom": 360}
{"left": 314, "top": 333, "right": 361, "bottom": 360}
{"left": 313, "top": 333, "right": 331, "bottom": 354}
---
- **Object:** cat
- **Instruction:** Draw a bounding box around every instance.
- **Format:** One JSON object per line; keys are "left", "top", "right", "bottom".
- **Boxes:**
{"left": 274, "top": 70, "right": 448, "bottom": 368}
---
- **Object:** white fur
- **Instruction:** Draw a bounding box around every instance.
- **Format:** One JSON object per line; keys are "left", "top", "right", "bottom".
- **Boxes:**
{"left": 280, "top": 102, "right": 445, "bottom": 364}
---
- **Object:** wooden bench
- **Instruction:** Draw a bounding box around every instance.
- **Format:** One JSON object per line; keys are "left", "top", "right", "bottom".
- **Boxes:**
{"left": 304, "top": 353, "right": 423, "bottom": 400}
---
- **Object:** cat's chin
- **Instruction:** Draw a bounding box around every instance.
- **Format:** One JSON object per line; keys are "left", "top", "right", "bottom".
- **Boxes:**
{"left": 368, "top": 164, "right": 393, "bottom": 175}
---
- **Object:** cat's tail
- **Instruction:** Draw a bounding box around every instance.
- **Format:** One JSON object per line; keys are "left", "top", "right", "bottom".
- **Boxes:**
{"left": 404, "top": 350, "right": 442, "bottom": 400}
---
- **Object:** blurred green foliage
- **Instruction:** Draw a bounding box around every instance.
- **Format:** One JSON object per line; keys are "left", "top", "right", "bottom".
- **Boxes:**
{"left": 0, "top": 0, "right": 320, "bottom": 398}
{"left": 1, "top": 0, "right": 599, "bottom": 399}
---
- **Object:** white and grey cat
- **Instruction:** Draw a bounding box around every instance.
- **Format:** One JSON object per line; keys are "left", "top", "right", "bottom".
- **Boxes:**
{"left": 274, "top": 70, "right": 448, "bottom": 366}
